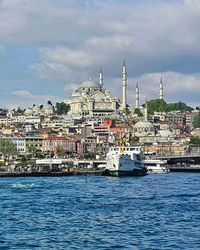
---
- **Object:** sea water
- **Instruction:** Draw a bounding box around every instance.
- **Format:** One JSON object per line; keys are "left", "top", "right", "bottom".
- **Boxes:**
{"left": 0, "top": 173, "right": 199, "bottom": 249}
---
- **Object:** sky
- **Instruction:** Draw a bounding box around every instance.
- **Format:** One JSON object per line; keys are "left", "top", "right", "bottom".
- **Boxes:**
{"left": 0, "top": 0, "right": 200, "bottom": 109}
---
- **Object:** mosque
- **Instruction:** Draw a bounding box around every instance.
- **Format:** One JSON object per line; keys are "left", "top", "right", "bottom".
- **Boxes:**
{"left": 65, "top": 61, "right": 164, "bottom": 118}
{"left": 65, "top": 62, "right": 128, "bottom": 117}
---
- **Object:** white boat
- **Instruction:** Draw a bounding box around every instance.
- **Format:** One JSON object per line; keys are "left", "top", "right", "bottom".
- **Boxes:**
{"left": 143, "top": 158, "right": 170, "bottom": 174}
{"left": 104, "top": 146, "right": 147, "bottom": 177}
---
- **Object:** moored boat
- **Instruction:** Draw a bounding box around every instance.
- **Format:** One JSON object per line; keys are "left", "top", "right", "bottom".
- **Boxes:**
{"left": 104, "top": 146, "right": 147, "bottom": 177}
{"left": 143, "top": 158, "right": 170, "bottom": 174}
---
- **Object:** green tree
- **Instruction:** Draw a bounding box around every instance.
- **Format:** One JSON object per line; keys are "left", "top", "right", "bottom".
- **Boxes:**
{"left": 0, "top": 140, "right": 17, "bottom": 162}
{"left": 193, "top": 116, "right": 200, "bottom": 128}
{"left": 190, "top": 137, "right": 200, "bottom": 145}
{"left": 165, "top": 102, "right": 193, "bottom": 112}
{"left": 147, "top": 99, "right": 167, "bottom": 114}
{"left": 134, "top": 108, "right": 143, "bottom": 117}
{"left": 55, "top": 102, "right": 70, "bottom": 115}
{"left": 147, "top": 99, "right": 193, "bottom": 114}
{"left": 123, "top": 107, "right": 131, "bottom": 115}
{"left": 130, "top": 136, "right": 139, "bottom": 145}
{"left": 27, "top": 144, "right": 38, "bottom": 156}
{"left": 16, "top": 107, "right": 24, "bottom": 114}
{"left": 27, "top": 144, "right": 42, "bottom": 158}
{"left": 56, "top": 145, "right": 65, "bottom": 157}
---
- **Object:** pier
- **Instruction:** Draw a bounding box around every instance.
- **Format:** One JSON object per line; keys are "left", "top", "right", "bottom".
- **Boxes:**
{"left": 169, "top": 165, "right": 200, "bottom": 172}
{"left": 0, "top": 168, "right": 104, "bottom": 178}
{"left": 152, "top": 153, "right": 200, "bottom": 165}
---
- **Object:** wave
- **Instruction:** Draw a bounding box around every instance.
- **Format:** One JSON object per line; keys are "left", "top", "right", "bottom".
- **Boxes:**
{"left": 11, "top": 183, "right": 40, "bottom": 189}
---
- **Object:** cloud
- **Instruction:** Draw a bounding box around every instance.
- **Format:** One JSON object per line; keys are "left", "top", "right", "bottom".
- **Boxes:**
{"left": 12, "top": 90, "right": 33, "bottom": 98}
{"left": 126, "top": 71, "right": 200, "bottom": 107}
{"left": 39, "top": 47, "right": 103, "bottom": 69}
{"left": 0, "top": 0, "right": 199, "bottom": 107}
{"left": 7, "top": 90, "right": 61, "bottom": 108}
{"left": 26, "top": 0, "right": 200, "bottom": 80}
{"left": 64, "top": 83, "right": 80, "bottom": 95}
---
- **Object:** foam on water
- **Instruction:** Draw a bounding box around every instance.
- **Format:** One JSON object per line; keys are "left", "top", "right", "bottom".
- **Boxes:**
{"left": 11, "top": 183, "right": 40, "bottom": 189}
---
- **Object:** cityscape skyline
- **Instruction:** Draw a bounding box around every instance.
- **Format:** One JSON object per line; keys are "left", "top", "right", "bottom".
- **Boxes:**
{"left": 0, "top": 0, "right": 200, "bottom": 109}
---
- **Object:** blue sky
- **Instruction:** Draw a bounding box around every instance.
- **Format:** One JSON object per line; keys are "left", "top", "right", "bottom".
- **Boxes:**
{"left": 0, "top": 0, "right": 200, "bottom": 109}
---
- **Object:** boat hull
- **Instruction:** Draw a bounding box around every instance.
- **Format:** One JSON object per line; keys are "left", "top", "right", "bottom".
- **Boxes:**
{"left": 104, "top": 168, "right": 147, "bottom": 177}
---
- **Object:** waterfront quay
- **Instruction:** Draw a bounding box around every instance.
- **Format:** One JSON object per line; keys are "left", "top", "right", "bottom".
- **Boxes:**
{"left": 150, "top": 152, "right": 200, "bottom": 172}
{"left": 1, "top": 153, "right": 200, "bottom": 177}
{"left": 0, "top": 158, "right": 106, "bottom": 178}
{"left": 0, "top": 168, "right": 104, "bottom": 178}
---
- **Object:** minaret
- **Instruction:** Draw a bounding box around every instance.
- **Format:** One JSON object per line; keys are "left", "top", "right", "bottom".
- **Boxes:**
{"left": 135, "top": 81, "right": 139, "bottom": 108}
{"left": 159, "top": 77, "right": 164, "bottom": 100}
{"left": 99, "top": 66, "right": 103, "bottom": 88}
{"left": 144, "top": 98, "right": 148, "bottom": 121}
{"left": 122, "top": 60, "right": 127, "bottom": 109}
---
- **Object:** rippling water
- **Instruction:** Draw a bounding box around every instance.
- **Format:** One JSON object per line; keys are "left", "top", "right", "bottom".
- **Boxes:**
{"left": 0, "top": 173, "right": 200, "bottom": 249}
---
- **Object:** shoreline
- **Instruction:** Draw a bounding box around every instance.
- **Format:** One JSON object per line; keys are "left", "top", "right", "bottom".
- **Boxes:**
{"left": 0, "top": 169, "right": 104, "bottom": 178}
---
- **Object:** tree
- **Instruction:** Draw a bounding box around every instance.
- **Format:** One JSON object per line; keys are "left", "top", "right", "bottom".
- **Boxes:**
{"left": 123, "top": 107, "right": 131, "bottom": 115}
{"left": 55, "top": 102, "right": 70, "bottom": 115}
{"left": 193, "top": 116, "right": 200, "bottom": 128}
{"left": 27, "top": 144, "right": 42, "bottom": 158}
{"left": 147, "top": 99, "right": 193, "bottom": 114}
{"left": 56, "top": 145, "right": 65, "bottom": 157}
{"left": 130, "top": 136, "right": 139, "bottom": 144}
{"left": 27, "top": 144, "right": 38, "bottom": 156}
{"left": 134, "top": 108, "right": 143, "bottom": 117}
{"left": 0, "top": 140, "right": 17, "bottom": 162}
{"left": 16, "top": 107, "right": 24, "bottom": 114}
{"left": 147, "top": 99, "right": 166, "bottom": 114}
{"left": 190, "top": 137, "right": 200, "bottom": 145}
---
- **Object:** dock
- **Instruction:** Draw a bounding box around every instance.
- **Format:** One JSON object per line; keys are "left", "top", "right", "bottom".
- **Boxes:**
{"left": 169, "top": 165, "right": 200, "bottom": 172}
{"left": 0, "top": 169, "right": 104, "bottom": 178}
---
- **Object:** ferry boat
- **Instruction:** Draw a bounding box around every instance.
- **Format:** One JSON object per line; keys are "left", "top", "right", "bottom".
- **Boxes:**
{"left": 143, "top": 159, "right": 170, "bottom": 174}
{"left": 104, "top": 146, "right": 147, "bottom": 177}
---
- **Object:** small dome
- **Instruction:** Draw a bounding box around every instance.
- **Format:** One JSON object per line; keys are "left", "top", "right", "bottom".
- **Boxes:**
{"left": 24, "top": 108, "right": 33, "bottom": 115}
{"left": 42, "top": 104, "right": 54, "bottom": 115}
{"left": 71, "top": 92, "right": 81, "bottom": 98}
{"left": 134, "top": 121, "right": 154, "bottom": 129}
{"left": 32, "top": 105, "right": 40, "bottom": 112}
{"left": 81, "top": 80, "right": 98, "bottom": 88}
{"left": 43, "top": 104, "right": 53, "bottom": 110}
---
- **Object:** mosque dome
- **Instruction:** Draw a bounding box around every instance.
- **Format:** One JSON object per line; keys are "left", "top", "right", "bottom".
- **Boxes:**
{"left": 81, "top": 80, "right": 98, "bottom": 88}
{"left": 24, "top": 108, "right": 33, "bottom": 115}
{"left": 71, "top": 92, "right": 81, "bottom": 98}
{"left": 43, "top": 104, "right": 53, "bottom": 110}
{"left": 134, "top": 120, "right": 155, "bottom": 136}
{"left": 42, "top": 104, "right": 54, "bottom": 115}
{"left": 134, "top": 121, "right": 154, "bottom": 129}
{"left": 32, "top": 105, "right": 40, "bottom": 113}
